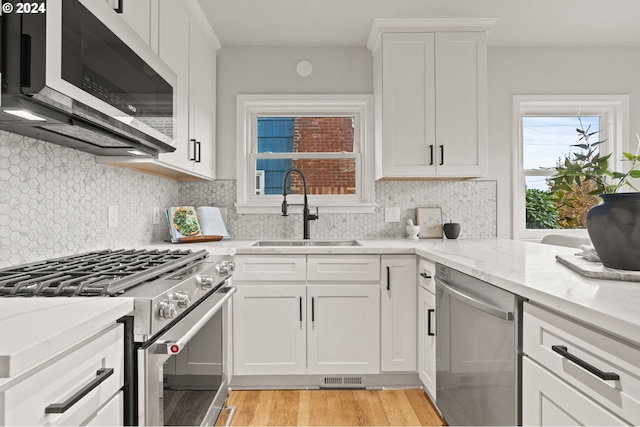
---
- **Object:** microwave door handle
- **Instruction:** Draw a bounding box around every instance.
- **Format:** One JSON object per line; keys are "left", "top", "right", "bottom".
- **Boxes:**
{"left": 436, "top": 277, "right": 513, "bottom": 321}
{"left": 156, "top": 286, "right": 237, "bottom": 354}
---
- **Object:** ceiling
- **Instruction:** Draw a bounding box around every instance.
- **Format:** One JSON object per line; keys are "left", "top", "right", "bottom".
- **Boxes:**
{"left": 197, "top": 0, "right": 640, "bottom": 47}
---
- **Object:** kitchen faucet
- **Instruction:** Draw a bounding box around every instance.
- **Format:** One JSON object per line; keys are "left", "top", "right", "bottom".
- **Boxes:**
{"left": 281, "top": 168, "right": 318, "bottom": 239}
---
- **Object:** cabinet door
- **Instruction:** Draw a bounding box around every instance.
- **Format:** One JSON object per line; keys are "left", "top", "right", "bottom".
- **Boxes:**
{"left": 112, "top": 0, "right": 151, "bottom": 45}
{"left": 381, "top": 255, "right": 417, "bottom": 371}
{"left": 522, "top": 357, "right": 628, "bottom": 426}
{"left": 156, "top": 0, "right": 192, "bottom": 170}
{"left": 307, "top": 285, "right": 380, "bottom": 375}
{"left": 380, "top": 33, "right": 436, "bottom": 178}
{"left": 190, "top": 25, "right": 216, "bottom": 178}
{"left": 434, "top": 32, "right": 487, "bottom": 177}
{"left": 232, "top": 285, "right": 306, "bottom": 375}
{"left": 418, "top": 287, "right": 436, "bottom": 399}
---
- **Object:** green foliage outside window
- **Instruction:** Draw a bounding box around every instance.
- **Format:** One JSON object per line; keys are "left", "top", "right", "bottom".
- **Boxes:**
{"left": 526, "top": 188, "right": 560, "bottom": 229}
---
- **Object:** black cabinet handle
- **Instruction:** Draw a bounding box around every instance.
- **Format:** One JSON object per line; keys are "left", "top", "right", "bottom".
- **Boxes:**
{"left": 427, "top": 309, "right": 435, "bottom": 336}
{"left": 195, "top": 140, "right": 201, "bottom": 163}
{"left": 439, "top": 145, "right": 444, "bottom": 165}
{"left": 551, "top": 345, "right": 620, "bottom": 381}
{"left": 113, "top": 0, "right": 123, "bottom": 13}
{"left": 45, "top": 368, "right": 114, "bottom": 414}
{"left": 311, "top": 297, "right": 315, "bottom": 322}
{"left": 420, "top": 272, "right": 432, "bottom": 279}
{"left": 189, "top": 139, "right": 197, "bottom": 161}
{"left": 386, "top": 266, "right": 391, "bottom": 291}
{"left": 429, "top": 145, "right": 434, "bottom": 166}
{"left": 299, "top": 297, "right": 303, "bottom": 322}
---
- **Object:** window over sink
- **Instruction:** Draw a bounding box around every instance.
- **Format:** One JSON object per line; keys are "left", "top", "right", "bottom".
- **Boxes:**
{"left": 236, "top": 95, "right": 375, "bottom": 214}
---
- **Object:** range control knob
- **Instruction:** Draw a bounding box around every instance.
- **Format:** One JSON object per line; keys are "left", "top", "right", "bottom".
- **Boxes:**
{"left": 196, "top": 275, "right": 215, "bottom": 289}
{"left": 158, "top": 300, "right": 177, "bottom": 319}
{"left": 215, "top": 262, "right": 229, "bottom": 276}
{"left": 173, "top": 290, "right": 191, "bottom": 308}
{"left": 226, "top": 260, "right": 236, "bottom": 272}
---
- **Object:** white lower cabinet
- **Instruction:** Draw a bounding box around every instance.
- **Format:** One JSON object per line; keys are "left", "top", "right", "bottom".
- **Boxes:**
{"left": 381, "top": 255, "right": 417, "bottom": 372}
{"left": 418, "top": 286, "right": 436, "bottom": 398}
{"left": 523, "top": 357, "right": 627, "bottom": 426}
{"left": 417, "top": 258, "right": 436, "bottom": 399}
{"left": 0, "top": 324, "right": 124, "bottom": 426}
{"left": 233, "top": 285, "right": 306, "bottom": 375}
{"left": 232, "top": 255, "right": 381, "bottom": 376}
{"left": 523, "top": 302, "right": 640, "bottom": 426}
{"left": 307, "top": 285, "right": 380, "bottom": 374}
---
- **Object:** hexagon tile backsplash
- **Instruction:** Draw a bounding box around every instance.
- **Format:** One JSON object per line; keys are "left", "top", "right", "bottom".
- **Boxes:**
{"left": 0, "top": 131, "right": 180, "bottom": 267}
{"left": 2, "top": 130, "right": 497, "bottom": 267}
{"left": 179, "top": 179, "right": 497, "bottom": 240}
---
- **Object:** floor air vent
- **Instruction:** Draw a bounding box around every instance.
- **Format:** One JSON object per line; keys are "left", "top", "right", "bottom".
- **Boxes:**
{"left": 321, "top": 376, "right": 366, "bottom": 389}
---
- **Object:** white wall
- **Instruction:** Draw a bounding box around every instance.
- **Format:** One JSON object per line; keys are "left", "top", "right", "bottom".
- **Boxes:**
{"left": 215, "top": 45, "right": 640, "bottom": 239}
{"left": 488, "top": 46, "right": 640, "bottom": 238}
{"left": 216, "top": 46, "right": 373, "bottom": 179}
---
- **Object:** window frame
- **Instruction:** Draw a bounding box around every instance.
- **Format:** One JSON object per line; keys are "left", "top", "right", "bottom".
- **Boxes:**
{"left": 512, "top": 94, "right": 630, "bottom": 241}
{"left": 236, "top": 94, "right": 376, "bottom": 214}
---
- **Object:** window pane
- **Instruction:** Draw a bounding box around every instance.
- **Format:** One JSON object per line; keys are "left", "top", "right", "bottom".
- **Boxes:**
{"left": 256, "top": 158, "right": 356, "bottom": 195}
{"left": 522, "top": 116, "right": 600, "bottom": 169}
{"left": 257, "top": 117, "right": 354, "bottom": 153}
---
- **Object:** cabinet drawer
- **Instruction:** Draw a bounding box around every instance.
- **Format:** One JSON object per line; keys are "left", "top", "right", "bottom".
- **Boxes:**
{"left": 0, "top": 323, "right": 124, "bottom": 426}
{"left": 307, "top": 256, "right": 380, "bottom": 282}
{"left": 524, "top": 302, "right": 640, "bottom": 425}
{"left": 523, "top": 357, "right": 628, "bottom": 426}
{"left": 418, "top": 257, "right": 436, "bottom": 294}
{"left": 234, "top": 255, "right": 307, "bottom": 282}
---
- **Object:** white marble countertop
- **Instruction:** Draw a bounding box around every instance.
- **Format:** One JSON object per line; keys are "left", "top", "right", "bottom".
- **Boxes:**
{"left": 0, "top": 298, "right": 133, "bottom": 384}
{"left": 158, "top": 237, "right": 640, "bottom": 347}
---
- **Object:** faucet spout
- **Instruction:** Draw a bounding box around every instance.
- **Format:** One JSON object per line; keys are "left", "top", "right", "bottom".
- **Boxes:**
{"left": 282, "top": 168, "right": 318, "bottom": 239}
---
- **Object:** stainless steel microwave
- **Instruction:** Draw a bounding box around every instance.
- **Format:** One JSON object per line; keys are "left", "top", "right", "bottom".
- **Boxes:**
{"left": 0, "top": 0, "right": 177, "bottom": 156}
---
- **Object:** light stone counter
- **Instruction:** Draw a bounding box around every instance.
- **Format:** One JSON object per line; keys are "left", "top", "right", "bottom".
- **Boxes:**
{"left": 0, "top": 298, "right": 133, "bottom": 384}
{"left": 166, "top": 238, "right": 640, "bottom": 347}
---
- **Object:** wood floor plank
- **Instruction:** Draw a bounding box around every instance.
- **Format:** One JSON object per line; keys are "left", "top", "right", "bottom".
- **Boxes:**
{"left": 404, "top": 389, "right": 445, "bottom": 426}
{"left": 226, "top": 389, "right": 444, "bottom": 426}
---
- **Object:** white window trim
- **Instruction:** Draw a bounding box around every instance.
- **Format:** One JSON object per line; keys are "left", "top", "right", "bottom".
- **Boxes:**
{"left": 512, "top": 94, "right": 630, "bottom": 241}
{"left": 235, "top": 94, "right": 376, "bottom": 214}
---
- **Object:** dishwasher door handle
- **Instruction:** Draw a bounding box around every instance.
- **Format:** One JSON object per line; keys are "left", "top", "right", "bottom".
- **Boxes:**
{"left": 437, "top": 277, "right": 514, "bottom": 321}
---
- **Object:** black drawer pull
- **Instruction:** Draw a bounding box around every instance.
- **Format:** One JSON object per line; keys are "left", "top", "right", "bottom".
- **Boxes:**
{"left": 419, "top": 272, "right": 432, "bottom": 279}
{"left": 45, "top": 368, "right": 114, "bottom": 414}
{"left": 551, "top": 345, "right": 620, "bottom": 381}
{"left": 429, "top": 145, "right": 434, "bottom": 165}
{"left": 427, "top": 309, "right": 435, "bottom": 336}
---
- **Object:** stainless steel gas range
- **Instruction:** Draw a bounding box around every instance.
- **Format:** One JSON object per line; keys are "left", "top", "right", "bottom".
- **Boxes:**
{"left": 0, "top": 248, "right": 236, "bottom": 426}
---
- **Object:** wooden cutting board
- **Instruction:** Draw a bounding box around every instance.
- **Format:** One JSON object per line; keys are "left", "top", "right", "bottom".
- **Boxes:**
{"left": 177, "top": 235, "right": 224, "bottom": 243}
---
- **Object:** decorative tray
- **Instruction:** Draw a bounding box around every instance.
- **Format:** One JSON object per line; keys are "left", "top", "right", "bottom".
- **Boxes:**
{"left": 556, "top": 255, "right": 640, "bottom": 282}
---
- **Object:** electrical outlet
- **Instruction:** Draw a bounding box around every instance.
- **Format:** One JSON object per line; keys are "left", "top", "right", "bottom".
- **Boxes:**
{"left": 108, "top": 205, "right": 118, "bottom": 228}
{"left": 152, "top": 207, "right": 161, "bottom": 225}
{"left": 384, "top": 207, "right": 400, "bottom": 223}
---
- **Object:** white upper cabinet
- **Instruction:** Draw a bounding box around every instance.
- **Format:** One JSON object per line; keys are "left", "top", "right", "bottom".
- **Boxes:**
{"left": 368, "top": 18, "right": 495, "bottom": 179}
{"left": 105, "top": 0, "right": 220, "bottom": 180}
{"left": 156, "top": 0, "right": 191, "bottom": 171}
{"left": 111, "top": 0, "right": 152, "bottom": 45}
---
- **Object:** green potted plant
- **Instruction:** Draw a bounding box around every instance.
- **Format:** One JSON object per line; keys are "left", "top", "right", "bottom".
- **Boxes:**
{"left": 550, "top": 119, "right": 640, "bottom": 270}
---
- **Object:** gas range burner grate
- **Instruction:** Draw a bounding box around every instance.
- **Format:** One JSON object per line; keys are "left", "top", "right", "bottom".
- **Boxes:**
{"left": 0, "top": 249, "right": 209, "bottom": 297}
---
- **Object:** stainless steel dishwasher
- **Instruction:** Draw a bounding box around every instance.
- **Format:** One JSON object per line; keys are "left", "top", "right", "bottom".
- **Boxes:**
{"left": 435, "top": 263, "right": 523, "bottom": 426}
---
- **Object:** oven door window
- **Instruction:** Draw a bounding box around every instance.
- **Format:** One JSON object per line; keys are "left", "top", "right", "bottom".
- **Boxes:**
{"left": 162, "top": 309, "right": 223, "bottom": 426}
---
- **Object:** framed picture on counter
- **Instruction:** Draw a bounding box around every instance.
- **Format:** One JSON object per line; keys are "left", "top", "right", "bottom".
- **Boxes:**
{"left": 416, "top": 207, "right": 443, "bottom": 238}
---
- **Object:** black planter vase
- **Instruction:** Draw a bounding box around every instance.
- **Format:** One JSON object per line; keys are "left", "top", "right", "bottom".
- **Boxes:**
{"left": 586, "top": 192, "right": 640, "bottom": 270}
{"left": 443, "top": 222, "right": 461, "bottom": 239}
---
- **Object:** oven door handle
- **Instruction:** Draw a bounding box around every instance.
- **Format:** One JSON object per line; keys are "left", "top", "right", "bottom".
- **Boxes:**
{"left": 437, "top": 277, "right": 513, "bottom": 321}
{"left": 156, "top": 286, "right": 237, "bottom": 355}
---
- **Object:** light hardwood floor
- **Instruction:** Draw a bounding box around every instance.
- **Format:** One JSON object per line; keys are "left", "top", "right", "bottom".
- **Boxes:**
{"left": 221, "top": 389, "right": 445, "bottom": 426}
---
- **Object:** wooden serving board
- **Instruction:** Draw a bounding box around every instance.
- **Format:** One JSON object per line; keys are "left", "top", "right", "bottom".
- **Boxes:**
{"left": 177, "top": 235, "right": 224, "bottom": 243}
{"left": 556, "top": 255, "right": 640, "bottom": 282}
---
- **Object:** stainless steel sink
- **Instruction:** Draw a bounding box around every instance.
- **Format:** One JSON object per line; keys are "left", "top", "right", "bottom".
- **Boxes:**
{"left": 252, "top": 240, "right": 360, "bottom": 247}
